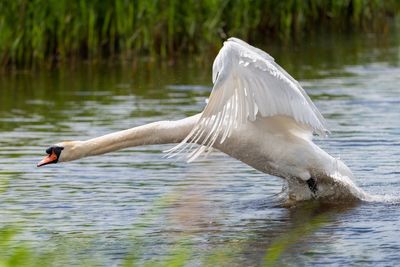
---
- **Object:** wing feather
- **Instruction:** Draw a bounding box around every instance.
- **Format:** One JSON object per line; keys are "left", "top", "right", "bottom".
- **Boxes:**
{"left": 165, "top": 37, "right": 328, "bottom": 162}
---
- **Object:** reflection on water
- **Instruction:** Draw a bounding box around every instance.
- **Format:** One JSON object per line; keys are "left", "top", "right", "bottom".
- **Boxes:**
{"left": 1, "top": 32, "right": 400, "bottom": 265}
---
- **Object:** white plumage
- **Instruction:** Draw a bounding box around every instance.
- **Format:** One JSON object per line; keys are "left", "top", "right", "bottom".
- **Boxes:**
{"left": 39, "top": 37, "right": 368, "bottom": 202}
{"left": 166, "top": 37, "right": 328, "bottom": 162}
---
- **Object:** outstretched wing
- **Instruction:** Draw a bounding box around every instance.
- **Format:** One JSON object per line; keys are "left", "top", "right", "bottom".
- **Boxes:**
{"left": 166, "top": 37, "right": 328, "bottom": 162}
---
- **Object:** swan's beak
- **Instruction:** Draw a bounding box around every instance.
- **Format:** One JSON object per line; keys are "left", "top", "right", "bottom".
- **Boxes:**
{"left": 37, "top": 152, "right": 58, "bottom": 167}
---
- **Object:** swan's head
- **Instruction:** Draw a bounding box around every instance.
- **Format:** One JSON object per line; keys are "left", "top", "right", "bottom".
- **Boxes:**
{"left": 37, "top": 145, "right": 64, "bottom": 167}
{"left": 37, "top": 141, "right": 83, "bottom": 167}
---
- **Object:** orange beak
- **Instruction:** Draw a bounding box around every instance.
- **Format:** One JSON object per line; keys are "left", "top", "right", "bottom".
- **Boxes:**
{"left": 37, "top": 151, "right": 58, "bottom": 167}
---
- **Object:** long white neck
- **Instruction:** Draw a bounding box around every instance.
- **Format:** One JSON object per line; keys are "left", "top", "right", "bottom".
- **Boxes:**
{"left": 58, "top": 114, "right": 201, "bottom": 162}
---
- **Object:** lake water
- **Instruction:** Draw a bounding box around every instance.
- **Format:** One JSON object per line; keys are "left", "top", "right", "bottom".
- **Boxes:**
{"left": 1, "top": 32, "right": 400, "bottom": 266}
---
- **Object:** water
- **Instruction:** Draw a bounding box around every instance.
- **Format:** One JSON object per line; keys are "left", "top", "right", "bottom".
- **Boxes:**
{"left": 1, "top": 32, "right": 400, "bottom": 266}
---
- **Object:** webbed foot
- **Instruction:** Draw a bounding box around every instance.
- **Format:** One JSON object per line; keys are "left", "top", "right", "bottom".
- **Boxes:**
{"left": 306, "top": 178, "right": 318, "bottom": 195}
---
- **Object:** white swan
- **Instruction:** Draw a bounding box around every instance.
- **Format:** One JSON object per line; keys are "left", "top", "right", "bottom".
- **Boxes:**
{"left": 37, "top": 37, "right": 367, "bottom": 202}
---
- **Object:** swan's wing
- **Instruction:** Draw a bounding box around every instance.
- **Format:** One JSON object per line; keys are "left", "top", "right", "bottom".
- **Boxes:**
{"left": 166, "top": 37, "right": 328, "bottom": 162}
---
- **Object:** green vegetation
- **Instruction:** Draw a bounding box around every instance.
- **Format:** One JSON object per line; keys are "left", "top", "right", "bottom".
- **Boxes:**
{"left": 0, "top": 180, "right": 332, "bottom": 266}
{"left": 0, "top": 215, "right": 328, "bottom": 267}
{"left": 0, "top": 0, "right": 399, "bottom": 68}
{"left": 264, "top": 214, "right": 328, "bottom": 266}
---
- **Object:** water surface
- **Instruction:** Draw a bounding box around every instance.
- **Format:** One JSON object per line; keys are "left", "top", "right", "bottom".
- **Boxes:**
{"left": 1, "top": 32, "right": 400, "bottom": 266}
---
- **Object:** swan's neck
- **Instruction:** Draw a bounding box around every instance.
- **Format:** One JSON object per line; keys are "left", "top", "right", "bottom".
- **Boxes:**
{"left": 58, "top": 114, "right": 200, "bottom": 162}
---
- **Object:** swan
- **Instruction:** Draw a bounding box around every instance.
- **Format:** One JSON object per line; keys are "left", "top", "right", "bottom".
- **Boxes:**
{"left": 37, "top": 37, "right": 367, "bottom": 202}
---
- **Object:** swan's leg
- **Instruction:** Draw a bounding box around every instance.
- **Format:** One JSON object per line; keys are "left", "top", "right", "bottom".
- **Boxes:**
{"left": 306, "top": 178, "right": 318, "bottom": 195}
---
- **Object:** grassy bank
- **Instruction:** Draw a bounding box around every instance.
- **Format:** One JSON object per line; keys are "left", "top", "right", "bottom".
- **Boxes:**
{"left": 0, "top": 0, "right": 399, "bottom": 68}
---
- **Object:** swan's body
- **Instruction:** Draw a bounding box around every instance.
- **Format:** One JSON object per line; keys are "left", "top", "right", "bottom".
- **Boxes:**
{"left": 38, "top": 38, "right": 367, "bottom": 202}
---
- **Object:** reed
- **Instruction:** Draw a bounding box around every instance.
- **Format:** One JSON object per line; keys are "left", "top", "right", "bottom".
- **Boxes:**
{"left": 0, "top": 0, "right": 398, "bottom": 68}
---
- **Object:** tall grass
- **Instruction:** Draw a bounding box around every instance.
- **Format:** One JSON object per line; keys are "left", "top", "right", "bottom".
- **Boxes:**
{"left": 0, "top": 0, "right": 398, "bottom": 68}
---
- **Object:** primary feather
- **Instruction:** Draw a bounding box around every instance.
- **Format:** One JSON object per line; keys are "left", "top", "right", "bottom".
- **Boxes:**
{"left": 166, "top": 37, "right": 328, "bottom": 162}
